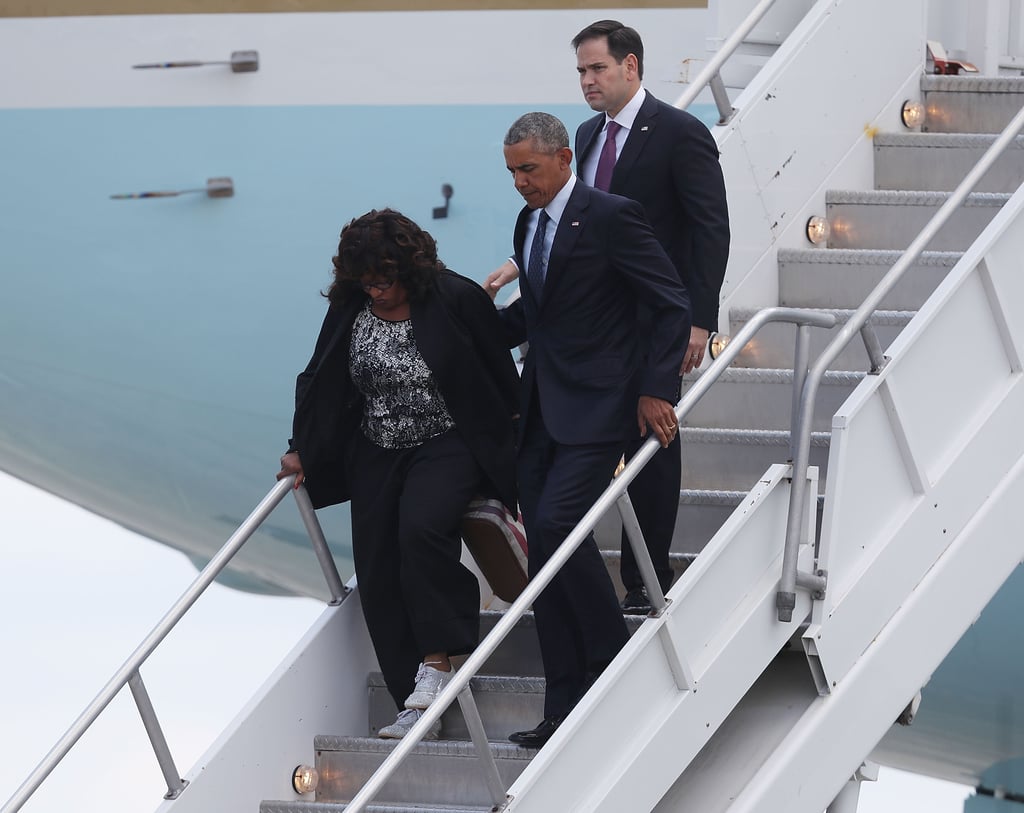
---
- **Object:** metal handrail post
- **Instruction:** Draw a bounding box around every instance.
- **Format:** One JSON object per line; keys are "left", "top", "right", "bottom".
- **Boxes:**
{"left": 673, "top": 0, "right": 779, "bottom": 111}
{"left": 790, "top": 324, "right": 813, "bottom": 461}
{"left": 342, "top": 308, "right": 837, "bottom": 813}
{"left": 292, "top": 484, "right": 347, "bottom": 605}
{"left": 1, "top": 476, "right": 298, "bottom": 813}
{"left": 456, "top": 687, "right": 506, "bottom": 808}
{"left": 777, "top": 102, "right": 1024, "bottom": 622}
{"left": 859, "top": 324, "right": 887, "bottom": 373}
{"left": 619, "top": 493, "right": 697, "bottom": 693}
{"left": 127, "top": 670, "right": 187, "bottom": 799}
{"left": 777, "top": 366, "right": 823, "bottom": 622}
{"left": 616, "top": 492, "right": 669, "bottom": 616}
{"left": 675, "top": 308, "right": 836, "bottom": 413}
{"left": 708, "top": 72, "right": 736, "bottom": 124}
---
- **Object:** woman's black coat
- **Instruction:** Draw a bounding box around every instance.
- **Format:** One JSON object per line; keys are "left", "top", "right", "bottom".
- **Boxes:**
{"left": 289, "top": 269, "right": 520, "bottom": 513}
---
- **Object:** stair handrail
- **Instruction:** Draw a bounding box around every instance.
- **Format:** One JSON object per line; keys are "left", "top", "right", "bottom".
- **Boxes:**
{"left": 673, "top": 0, "right": 779, "bottom": 122}
{"left": 342, "top": 306, "right": 837, "bottom": 813}
{"left": 777, "top": 100, "right": 1024, "bottom": 622}
{"left": 0, "top": 477, "right": 345, "bottom": 813}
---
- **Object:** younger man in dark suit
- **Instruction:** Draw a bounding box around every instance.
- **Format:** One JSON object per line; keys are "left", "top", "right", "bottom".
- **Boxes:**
{"left": 498, "top": 112, "right": 691, "bottom": 747}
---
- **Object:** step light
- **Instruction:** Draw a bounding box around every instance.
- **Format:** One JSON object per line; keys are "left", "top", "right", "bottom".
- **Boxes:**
{"left": 292, "top": 765, "right": 319, "bottom": 795}
{"left": 708, "top": 332, "right": 731, "bottom": 360}
{"left": 805, "top": 215, "right": 830, "bottom": 245}
{"left": 901, "top": 100, "right": 926, "bottom": 129}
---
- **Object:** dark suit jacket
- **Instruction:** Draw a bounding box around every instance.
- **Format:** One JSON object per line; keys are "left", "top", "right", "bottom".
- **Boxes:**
{"left": 500, "top": 180, "right": 690, "bottom": 446}
{"left": 576, "top": 91, "right": 730, "bottom": 332}
{"left": 289, "top": 270, "right": 520, "bottom": 511}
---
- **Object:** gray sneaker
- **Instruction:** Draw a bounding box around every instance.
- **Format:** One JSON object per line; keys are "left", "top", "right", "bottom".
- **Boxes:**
{"left": 378, "top": 708, "right": 441, "bottom": 740}
{"left": 403, "top": 663, "right": 454, "bottom": 709}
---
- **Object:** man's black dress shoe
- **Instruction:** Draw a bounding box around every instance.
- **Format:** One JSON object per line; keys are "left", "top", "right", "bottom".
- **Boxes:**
{"left": 508, "top": 715, "right": 564, "bottom": 747}
{"left": 621, "top": 586, "right": 652, "bottom": 615}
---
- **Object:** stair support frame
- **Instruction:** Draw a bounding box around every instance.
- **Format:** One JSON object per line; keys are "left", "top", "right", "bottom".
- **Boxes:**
{"left": 733, "top": 444, "right": 1024, "bottom": 812}
{"left": 778, "top": 99, "right": 1024, "bottom": 624}
{"left": 977, "top": 257, "right": 1024, "bottom": 373}
{"left": 709, "top": 72, "right": 737, "bottom": 124}
{"left": 616, "top": 492, "right": 670, "bottom": 617}
{"left": 858, "top": 324, "right": 888, "bottom": 373}
{"left": 826, "top": 762, "right": 879, "bottom": 813}
{"left": 656, "top": 614, "right": 696, "bottom": 693}
{"left": 776, "top": 321, "right": 830, "bottom": 615}
{"left": 293, "top": 484, "right": 348, "bottom": 605}
{"left": 455, "top": 686, "right": 506, "bottom": 809}
{"left": 127, "top": 669, "right": 188, "bottom": 800}
{"left": 616, "top": 492, "right": 696, "bottom": 692}
{"left": 789, "top": 324, "right": 812, "bottom": 461}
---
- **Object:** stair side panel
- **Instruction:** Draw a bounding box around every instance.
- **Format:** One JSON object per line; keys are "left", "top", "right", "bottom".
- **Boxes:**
{"left": 502, "top": 466, "right": 817, "bottom": 812}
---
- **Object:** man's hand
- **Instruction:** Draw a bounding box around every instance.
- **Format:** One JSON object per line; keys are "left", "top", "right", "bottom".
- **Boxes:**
{"left": 483, "top": 260, "right": 520, "bottom": 301}
{"left": 277, "top": 451, "right": 305, "bottom": 489}
{"left": 637, "top": 396, "right": 678, "bottom": 448}
{"left": 680, "top": 326, "right": 710, "bottom": 374}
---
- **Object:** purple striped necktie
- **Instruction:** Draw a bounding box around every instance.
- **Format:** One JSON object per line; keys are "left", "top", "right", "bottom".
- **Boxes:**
{"left": 594, "top": 120, "right": 622, "bottom": 191}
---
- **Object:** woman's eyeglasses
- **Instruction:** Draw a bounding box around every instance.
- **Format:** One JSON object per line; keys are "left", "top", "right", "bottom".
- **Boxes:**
{"left": 361, "top": 279, "right": 395, "bottom": 293}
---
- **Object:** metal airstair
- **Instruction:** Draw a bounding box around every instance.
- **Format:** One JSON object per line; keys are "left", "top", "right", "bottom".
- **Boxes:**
{"left": 253, "top": 42, "right": 1024, "bottom": 813}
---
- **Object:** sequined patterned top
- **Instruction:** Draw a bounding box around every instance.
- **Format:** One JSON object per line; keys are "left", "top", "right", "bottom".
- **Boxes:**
{"left": 348, "top": 302, "right": 455, "bottom": 449}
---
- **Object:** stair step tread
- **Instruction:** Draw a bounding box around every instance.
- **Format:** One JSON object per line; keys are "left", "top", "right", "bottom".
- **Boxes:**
{"left": 680, "top": 427, "right": 830, "bottom": 446}
{"left": 684, "top": 489, "right": 824, "bottom": 506}
{"left": 478, "top": 609, "right": 645, "bottom": 633}
{"left": 776, "top": 247, "right": 961, "bottom": 267}
{"left": 477, "top": 608, "right": 535, "bottom": 630}
{"left": 826, "top": 189, "right": 1010, "bottom": 206}
{"left": 367, "top": 673, "right": 545, "bottom": 694}
{"left": 313, "top": 736, "right": 535, "bottom": 760}
{"left": 687, "top": 365, "right": 865, "bottom": 385}
{"left": 731, "top": 306, "right": 915, "bottom": 324}
{"left": 262, "top": 801, "right": 491, "bottom": 812}
{"left": 921, "top": 74, "right": 1024, "bottom": 93}
{"left": 679, "top": 488, "right": 751, "bottom": 504}
{"left": 601, "top": 549, "right": 696, "bottom": 565}
{"left": 874, "top": 132, "right": 1024, "bottom": 148}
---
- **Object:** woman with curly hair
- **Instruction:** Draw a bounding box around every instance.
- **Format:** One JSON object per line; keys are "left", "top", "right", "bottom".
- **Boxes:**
{"left": 277, "top": 209, "right": 519, "bottom": 739}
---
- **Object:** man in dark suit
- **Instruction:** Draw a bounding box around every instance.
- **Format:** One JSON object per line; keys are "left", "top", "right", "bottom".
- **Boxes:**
{"left": 489, "top": 21, "right": 730, "bottom": 613}
{"left": 498, "top": 112, "right": 691, "bottom": 747}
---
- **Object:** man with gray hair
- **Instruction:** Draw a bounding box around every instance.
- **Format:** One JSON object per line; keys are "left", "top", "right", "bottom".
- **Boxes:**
{"left": 497, "top": 111, "right": 691, "bottom": 747}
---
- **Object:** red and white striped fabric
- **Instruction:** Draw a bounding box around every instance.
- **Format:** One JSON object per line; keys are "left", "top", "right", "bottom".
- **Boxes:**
{"left": 461, "top": 498, "right": 528, "bottom": 602}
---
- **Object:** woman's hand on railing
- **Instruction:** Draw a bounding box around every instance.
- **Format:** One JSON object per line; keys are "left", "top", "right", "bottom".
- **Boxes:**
{"left": 277, "top": 451, "right": 305, "bottom": 489}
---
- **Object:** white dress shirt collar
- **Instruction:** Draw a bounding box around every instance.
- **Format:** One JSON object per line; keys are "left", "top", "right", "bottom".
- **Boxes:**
{"left": 524, "top": 174, "right": 577, "bottom": 275}
{"left": 581, "top": 87, "right": 647, "bottom": 186}
{"left": 606, "top": 85, "right": 647, "bottom": 132}
{"left": 538, "top": 173, "right": 577, "bottom": 226}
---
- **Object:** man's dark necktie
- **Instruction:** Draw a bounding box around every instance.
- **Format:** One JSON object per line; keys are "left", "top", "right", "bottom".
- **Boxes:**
{"left": 593, "top": 120, "right": 622, "bottom": 192}
{"left": 527, "top": 209, "right": 550, "bottom": 299}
